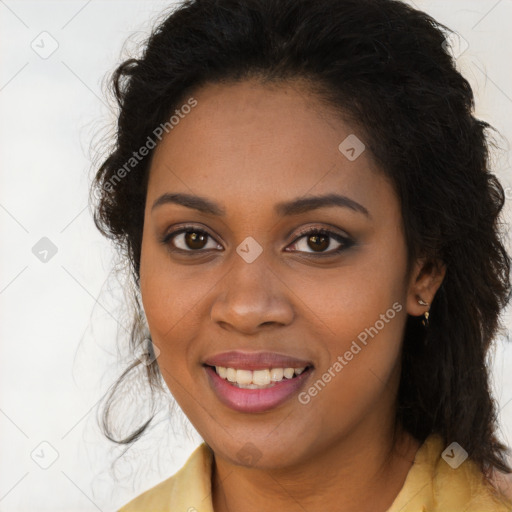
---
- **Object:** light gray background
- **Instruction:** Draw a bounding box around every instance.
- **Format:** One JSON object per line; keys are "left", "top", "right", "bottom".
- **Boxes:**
{"left": 1, "top": 1, "right": 511, "bottom": 510}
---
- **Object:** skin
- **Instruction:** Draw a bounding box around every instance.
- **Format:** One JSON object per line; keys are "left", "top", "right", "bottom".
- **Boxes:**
{"left": 139, "top": 78, "right": 446, "bottom": 512}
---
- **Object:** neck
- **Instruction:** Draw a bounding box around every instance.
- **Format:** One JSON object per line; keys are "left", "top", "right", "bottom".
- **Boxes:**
{"left": 211, "top": 422, "right": 421, "bottom": 512}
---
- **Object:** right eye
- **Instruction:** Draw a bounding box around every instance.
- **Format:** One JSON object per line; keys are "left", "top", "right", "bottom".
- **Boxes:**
{"left": 161, "top": 225, "right": 223, "bottom": 252}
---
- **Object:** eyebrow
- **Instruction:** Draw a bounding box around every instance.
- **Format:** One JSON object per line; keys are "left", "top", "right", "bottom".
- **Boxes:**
{"left": 151, "top": 192, "right": 370, "bottom": 218}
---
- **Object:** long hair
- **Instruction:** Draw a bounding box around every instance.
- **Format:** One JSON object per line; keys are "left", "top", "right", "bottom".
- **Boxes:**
{"left": 91, "top": 0, "right": 512, "bottom": 479}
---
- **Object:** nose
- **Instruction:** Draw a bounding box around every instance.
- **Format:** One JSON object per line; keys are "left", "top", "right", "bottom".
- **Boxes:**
{"left": 210, "top": 251, "right": 295, "bottom": 334}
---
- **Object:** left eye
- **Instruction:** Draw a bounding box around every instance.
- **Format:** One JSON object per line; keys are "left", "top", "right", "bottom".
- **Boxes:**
{"left": 287, "top": 228, "right": 351, "bottom": 254}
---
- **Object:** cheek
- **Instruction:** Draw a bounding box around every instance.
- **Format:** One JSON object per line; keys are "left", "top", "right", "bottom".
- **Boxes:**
{"left": 140, "top": 231, "right": 203, "bottom": 335}
{"left": 292, "top": 234, "right": 408, "bottom": 342}
{"left": 140, "top": 269, "right": 199, "bottom": 402}
{"left": 298, "top": 284, "right": 406, "bottom": 438}
{"left": 139, "top": 237, "right": 183, "bottom": 363}
{"left": 139, "top": 244, "right": 219, "bottom": 427}
{"left": 295, "top": 231, "right": 408, "bottom": 414}
{"left": 139, "top": 235, "right": 221, "bottom": 386}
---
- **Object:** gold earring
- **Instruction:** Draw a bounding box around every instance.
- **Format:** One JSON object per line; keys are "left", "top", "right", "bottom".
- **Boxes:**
{"left": 417, "top": 298, "right": 430, "bottom": 327}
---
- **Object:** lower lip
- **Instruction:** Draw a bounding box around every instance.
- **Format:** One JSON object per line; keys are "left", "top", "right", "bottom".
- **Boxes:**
{"left": 204, "top": 365, "right": 312, "bottom": 413}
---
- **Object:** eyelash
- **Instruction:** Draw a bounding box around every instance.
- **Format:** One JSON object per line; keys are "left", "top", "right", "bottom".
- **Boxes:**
{"left": 160, "top": 224, "right": 354, "bottom": 257}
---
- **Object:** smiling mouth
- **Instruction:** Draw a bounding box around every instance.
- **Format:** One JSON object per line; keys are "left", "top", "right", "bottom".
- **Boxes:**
{"left": 204, "top": 364, "right": 313, "bottom": 389}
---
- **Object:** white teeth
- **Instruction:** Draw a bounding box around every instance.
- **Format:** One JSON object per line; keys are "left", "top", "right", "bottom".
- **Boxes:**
{"left": 270, "top": 368, "right": 284, "bottom": 381}
{"left": 213, "top": 366, "right": 307, "bottom": 387}
{"left": 253, "top": 369, "right": 271, "bottom": 386}
{"left": 236, "top": 369, "right": 253, "bottom": 385}
{"left": 237, "top": 382, "right": 271, "bottom": 389}
{"left": 226, "top": 368, "right": 237, "bottom": 382}
{"left": 283, "top": 368, "right": 295, "bottom": 379}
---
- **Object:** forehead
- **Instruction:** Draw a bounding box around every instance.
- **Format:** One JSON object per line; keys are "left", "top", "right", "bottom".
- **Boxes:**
{"left": 147, "top": 79, "right": 390, "bottom": 215}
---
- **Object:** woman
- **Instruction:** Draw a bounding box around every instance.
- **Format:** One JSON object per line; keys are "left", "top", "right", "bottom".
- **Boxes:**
{"left": 91, "top": 0, "right": 512, "bottom": 510}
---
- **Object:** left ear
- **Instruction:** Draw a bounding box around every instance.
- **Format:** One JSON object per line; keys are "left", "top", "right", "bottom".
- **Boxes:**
{"left": 406, "top": 257, "right": 446, "bottom": 317}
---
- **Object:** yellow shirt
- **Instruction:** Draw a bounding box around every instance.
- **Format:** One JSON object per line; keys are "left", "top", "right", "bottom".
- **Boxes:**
{"left": 118, "top": 434, "right": 512, "bottom": 511}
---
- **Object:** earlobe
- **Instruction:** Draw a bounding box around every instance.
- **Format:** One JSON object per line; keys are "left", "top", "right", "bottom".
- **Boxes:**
{"left": 406, "top": 257, "right": 446, "bottom": 318}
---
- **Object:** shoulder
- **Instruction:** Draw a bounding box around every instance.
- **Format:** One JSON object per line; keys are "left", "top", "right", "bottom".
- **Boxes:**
{"left": 117, "top": 443, "right": 215, "bottom": 512}
{"left": 117, "top": 474, "right": 176, "bottom": 512}
{"left": 426, "top": 435, "right": 512, "bottom": 511}
{"left": 389, "top": 434, "right": 512, "bottom": 512}
{"left": 489, "top": 467, "right": 512, "bottom": 503}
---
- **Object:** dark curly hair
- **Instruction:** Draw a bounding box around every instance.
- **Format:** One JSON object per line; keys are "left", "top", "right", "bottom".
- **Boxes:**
{"left": 91, "top": 0, "right": 512, "bottom": 482}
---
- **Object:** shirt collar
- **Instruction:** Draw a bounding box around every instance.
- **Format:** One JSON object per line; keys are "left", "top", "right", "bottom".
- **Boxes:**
{"left": 169, "top": 434, "right": 511, "bottom": 512}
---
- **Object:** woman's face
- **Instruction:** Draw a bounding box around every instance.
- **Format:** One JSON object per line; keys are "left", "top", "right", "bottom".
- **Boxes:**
{"left": 139, "top": 79, "right": 442, "bottom": 469}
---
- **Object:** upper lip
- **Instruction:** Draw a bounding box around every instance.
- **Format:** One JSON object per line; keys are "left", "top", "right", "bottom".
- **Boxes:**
{"left": 203, "top": 351, "right": 313, "bottom": 371}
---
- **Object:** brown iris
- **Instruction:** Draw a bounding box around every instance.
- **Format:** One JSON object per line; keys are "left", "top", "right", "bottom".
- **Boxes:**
{"left": 185, "top": 231, "right": 208, "bottom": 250}
{"left": 308, "top": 234, "right": 329, "bottom": 252}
